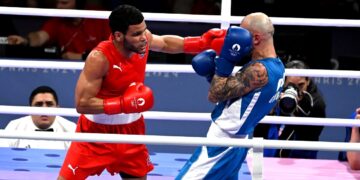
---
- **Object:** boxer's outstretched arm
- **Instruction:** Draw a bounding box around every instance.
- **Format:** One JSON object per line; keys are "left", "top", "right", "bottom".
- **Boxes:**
{"left": 148, "top": 28, "right": 225, "bottom": 54}
{"left": 148, "top": 29, "right": 184, "bottom": 54}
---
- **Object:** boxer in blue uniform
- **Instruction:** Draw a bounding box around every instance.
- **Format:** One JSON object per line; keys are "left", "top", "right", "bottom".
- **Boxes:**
{"left": 177, "top": 12, "right": 285, "bottom": 179}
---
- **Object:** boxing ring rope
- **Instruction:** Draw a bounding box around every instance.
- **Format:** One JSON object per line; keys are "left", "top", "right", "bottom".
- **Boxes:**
{"left": 2, "top": 6, "right": 360, "bottom": 27}
{"left": 0, "top": 58, "right": 359, "bottom": 126}
{"left": 0, "top": 130, "right": 360, "bottom": 152}
{"left": 0, "top": 105, "right": 360, "bottom": 128}
{"left": 0, "top": 59, "right": 360, "bottom": 78}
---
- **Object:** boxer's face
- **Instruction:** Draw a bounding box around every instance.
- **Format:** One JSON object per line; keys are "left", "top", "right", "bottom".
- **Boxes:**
{"left": 123, "top": 21, "right": 148, "bottom": 54}
{"left": 56, "top": 0, "right": 76, "bottom": 9}
{"left": 30, "top": 93, "right": 58, "bottom": 130}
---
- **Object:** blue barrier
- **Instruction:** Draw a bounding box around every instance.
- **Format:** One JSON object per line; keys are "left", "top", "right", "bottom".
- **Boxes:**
{"left": 0, "top": 63, "right": 359, "bottom": 157}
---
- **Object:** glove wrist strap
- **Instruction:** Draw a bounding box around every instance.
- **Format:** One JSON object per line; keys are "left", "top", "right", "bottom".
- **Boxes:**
{"left": 184, "top": 37, "right": 202, "bottom": 54}
{"left": 103, "top": 97, "right": 122, "bottom": 114}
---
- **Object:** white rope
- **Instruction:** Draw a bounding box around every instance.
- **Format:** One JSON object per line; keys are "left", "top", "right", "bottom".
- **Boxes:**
{"left": 0, "top": 59, "right": 85, "bottom": 70}
{"left": 284, "top": 69, "right": 360, "bottom": 78}
{"left": 0, "top": 130, "right": 359, "bottom": 152}
{"left": 1, "top": 59, "right": 359, "bottom": 78}
{"left": 0, "top": 105, "right": 358, "bottom": 127}
{"left": 1, "top": 6, "right": 360, "bottom": 27}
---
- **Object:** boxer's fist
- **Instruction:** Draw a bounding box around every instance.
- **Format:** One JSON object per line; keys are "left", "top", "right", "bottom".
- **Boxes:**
{"left": 103, "top": 82, "right": 154, "bottom": 114}
{"left": 122, "top": 82, "right": 154, "bottom": 113}
{"left": 215, "top": 26, "right": 252, "bottom": 77}
{"left": 184, "top": 28, "right": 226, "bottom": 54}
{"left": 192, "top": 49, "right": 216, "bottom": 83}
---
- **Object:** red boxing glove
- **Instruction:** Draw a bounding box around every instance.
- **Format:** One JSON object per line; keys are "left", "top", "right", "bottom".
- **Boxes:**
{"left": 122, "top": 82, "right": 154, "bottom": 113}
{"left": 211, "top": 37, "right": 224, "bottom": 55}
{"left": 103, "top": 82, "right": 154, "bottom": 114}
{"left": 184, "top": 28, "right": 226, "bottom": 54}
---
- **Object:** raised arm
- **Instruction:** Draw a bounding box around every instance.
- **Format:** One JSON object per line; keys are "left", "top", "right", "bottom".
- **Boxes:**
{"left": 208, "top": 26, "right": 265, "bottom": 103}
{"left": 208, "top": 62, "right": 268, "bottom": 103}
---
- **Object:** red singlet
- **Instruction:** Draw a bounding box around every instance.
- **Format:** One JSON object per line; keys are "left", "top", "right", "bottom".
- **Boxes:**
{"left": 59, "top": 37, "right": 153, "bottom": 179}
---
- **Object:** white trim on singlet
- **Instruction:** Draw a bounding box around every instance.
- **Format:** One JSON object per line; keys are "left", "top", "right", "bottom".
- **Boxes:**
{"left": 84, "top": 113, "right": 142, "bottom": 125}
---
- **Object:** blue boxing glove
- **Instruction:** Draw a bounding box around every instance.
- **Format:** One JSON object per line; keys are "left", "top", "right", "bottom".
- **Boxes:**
{"left": 215, "top": 26, "right": 252, "bottom": 77}
{"left": 191, "top": 49, "right": 216, "bottom": 83}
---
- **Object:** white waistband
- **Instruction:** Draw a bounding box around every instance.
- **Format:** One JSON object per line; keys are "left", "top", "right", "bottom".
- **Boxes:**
{"left": 84, "top": 113, "right": 142, "bottom": 125}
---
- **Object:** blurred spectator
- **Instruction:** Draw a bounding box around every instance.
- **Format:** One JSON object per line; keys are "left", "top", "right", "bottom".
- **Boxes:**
{"left": 0, "top": 1, "right": 19, "bottom": 56}
{"left": 25, "top": 0, "right": 56, "bottom": 8}
{"left": 26, "top": 0, "right": 38, "bottom": 7}
{"left": 191, "top": 0, "right": 220, "bottom": 15}
{"left": 103, "top": 0, "right": 172, "bottom": 12}
{"left": 171, "top": 0, "right": 220, "bottom": 14}
{"left": 0, "top": 0, "right": 17, "bottom": 7}
{"left": 0, "top": 1, "right": 18, "bottom": 36}
{"left": 171, "top": 0, "right": 195, "bottom": 14}
{"left": 0, "top": 15, "right": 17, "bottom": 37}
{"left": 346, "top": 107, "right": 360, "bottom": 170}
{"left": 7, "top": 0, "right": 110, "bottom": 60}
{"left": 254, "top": 60, "right": 327, "bottom": 159}
{"left": 1, "top": 86, "right": 76, "bottom": 150}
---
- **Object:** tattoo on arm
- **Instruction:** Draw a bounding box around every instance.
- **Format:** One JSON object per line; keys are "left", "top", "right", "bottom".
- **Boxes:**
{"left": 208, "top": 63, "right": 268, "bottom": 103}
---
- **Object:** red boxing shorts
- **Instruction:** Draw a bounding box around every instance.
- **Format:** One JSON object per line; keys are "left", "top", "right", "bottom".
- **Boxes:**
{"left": 59, "top": 114, "right": 153, "bottom": 179}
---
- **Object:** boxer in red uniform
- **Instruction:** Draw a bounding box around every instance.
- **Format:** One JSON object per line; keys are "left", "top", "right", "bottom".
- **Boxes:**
{"left": 57, "top": 4, "right": 227, "bottom": 180}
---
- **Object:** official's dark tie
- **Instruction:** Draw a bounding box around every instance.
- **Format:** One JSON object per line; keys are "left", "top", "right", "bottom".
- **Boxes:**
{"left": 35, "top": 128, "right": 54, "bottom": 132}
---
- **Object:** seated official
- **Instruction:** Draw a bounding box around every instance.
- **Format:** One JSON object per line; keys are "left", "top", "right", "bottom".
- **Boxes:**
{"left": 1, "top": 86, "right": 76, "bottom": 149}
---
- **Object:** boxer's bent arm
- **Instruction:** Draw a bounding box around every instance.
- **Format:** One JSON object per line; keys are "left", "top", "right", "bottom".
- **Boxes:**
{"left": 75, "top": 50, "right": 108, "bottom": 114}
{"left": 208, "top": 62, "right": 268, "bottom": 103}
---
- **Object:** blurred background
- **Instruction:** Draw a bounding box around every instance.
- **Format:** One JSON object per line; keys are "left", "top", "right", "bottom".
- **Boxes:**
{"left": 0, "top": 0, "right": 359, "bottom": 159}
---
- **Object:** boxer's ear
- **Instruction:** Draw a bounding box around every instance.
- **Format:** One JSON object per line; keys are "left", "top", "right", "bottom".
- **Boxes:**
{"left": 113, "top": 31, "right": 124, "bottom": 41}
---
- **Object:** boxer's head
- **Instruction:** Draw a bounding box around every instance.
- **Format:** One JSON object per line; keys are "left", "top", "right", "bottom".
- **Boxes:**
{"left": 29, "top": 86, "right": 59, "bottom": 130}
{"left": 109, "top": 4, "right": 147, "bottom": 54}
{"left": 240, "top": 12, "right": 274, "bottom": 46}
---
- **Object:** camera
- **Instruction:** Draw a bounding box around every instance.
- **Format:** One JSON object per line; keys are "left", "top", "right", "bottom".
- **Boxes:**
{"left": 279, "top": 83, "right": 299, "bottom": 115}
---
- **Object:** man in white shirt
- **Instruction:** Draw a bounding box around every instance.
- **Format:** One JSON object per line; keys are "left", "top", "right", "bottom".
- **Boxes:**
{"left": 2, "top": 86, "right": 76, "bottom": 149}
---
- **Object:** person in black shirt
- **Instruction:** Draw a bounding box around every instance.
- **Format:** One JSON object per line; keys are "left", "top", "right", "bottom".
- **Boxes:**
{"left": 254, "top": 60, "right": 327, "bottom": 159}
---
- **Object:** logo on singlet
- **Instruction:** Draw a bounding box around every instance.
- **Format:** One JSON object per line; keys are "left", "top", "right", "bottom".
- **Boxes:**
{"left": 113, "top": 64, "right": 122, "bottom": 71}
{"left": 68, "top": 164, "right": 79, "bottom": 175}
